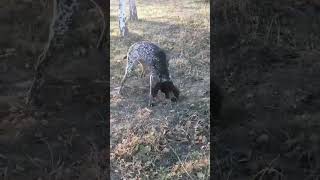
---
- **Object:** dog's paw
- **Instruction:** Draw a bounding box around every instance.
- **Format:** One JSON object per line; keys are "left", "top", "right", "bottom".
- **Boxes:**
{"left": 148, "top": 100, "right": 156, "bottom": 107}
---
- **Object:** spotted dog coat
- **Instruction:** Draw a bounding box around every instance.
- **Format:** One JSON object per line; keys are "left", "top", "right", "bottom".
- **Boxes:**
{"left": 54, "top": 0, "right": 78, "bottom": 36}
{"left": 119, "top": 41, "right": 179, "bottom": 106}
{"left": 27, "top": 0, "right": 106, "bottom": 105}
{"left": 36, "top": 0, "right": 79, "bottom": 70}
{"left": 27, "top": 0, "right": 79, "bottom": 105}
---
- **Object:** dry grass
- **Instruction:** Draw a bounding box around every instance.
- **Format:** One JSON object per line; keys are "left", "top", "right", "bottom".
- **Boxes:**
{"left": 110, "top": 0, "right": 210, "bottom": 179}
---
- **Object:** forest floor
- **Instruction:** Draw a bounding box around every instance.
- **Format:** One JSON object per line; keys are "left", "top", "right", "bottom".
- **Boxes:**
{"left": 0, "top": 1, "right": 107, "bottom": 179}
{"left": 213, "top": 0, "right": 320, "bottom": 179}
{"left": 3, "top": 0, "right": 319, "bottom": 180}
{"left": 110, "top": 0, "right": 210, "bottom": 179}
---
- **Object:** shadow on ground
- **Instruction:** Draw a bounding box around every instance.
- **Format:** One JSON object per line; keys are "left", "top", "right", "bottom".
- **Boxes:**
{"left": 0, "top": 1, "right": 108, "bottom": 179}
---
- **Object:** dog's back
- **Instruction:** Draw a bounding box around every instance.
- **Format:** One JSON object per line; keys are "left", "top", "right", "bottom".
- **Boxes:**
{"left": 126, "top": 41, "right": 170, "bottom": 81}
{"left": 127, "top": 41, "right": 161, "bottom": 64}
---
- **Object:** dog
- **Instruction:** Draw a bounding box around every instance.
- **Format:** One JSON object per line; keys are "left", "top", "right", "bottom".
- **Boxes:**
{"left": 118, "top": 41, "right": 179, "bottom": 106}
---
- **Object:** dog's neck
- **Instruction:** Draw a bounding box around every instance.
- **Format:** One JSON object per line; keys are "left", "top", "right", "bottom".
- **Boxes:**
{"left": 160, "top": 78, "right": 170, "bottom": 83}
{"left": 159, "top": 75, "right": 171, "bottom": 82}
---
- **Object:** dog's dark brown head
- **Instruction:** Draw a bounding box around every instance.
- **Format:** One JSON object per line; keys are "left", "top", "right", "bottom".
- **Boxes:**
{"left": 158, "top": 81, "right": 179, "bottom": 102}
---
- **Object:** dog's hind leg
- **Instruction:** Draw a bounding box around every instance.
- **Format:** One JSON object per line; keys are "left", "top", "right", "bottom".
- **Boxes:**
{"left": 138, "top": 60, "right": 147, "bottom": 78}
{"left": 118, "top": 70, "right": 128, "bottom": 95}
{"left": 140, "top": 66, "right": 145, "bottom": 78}
{"left": 118, "top": 57, "right": 134, "bottom": 95}
{"left": 148, "top": 74, "right": 160, "bottom": 106}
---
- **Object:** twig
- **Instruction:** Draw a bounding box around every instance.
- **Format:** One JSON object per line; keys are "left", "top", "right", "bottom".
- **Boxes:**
{"left": 168, "top": 145, "right": 194, "bottom": 180}
{"left": 89, "top": 0, "right": 106, "bottom": 49}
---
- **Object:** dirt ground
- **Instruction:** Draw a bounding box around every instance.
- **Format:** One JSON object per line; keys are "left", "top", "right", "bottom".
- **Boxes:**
{"left": 213, "top": 0, "right": 320, "bottom": 179}
{"left": 110, "top": 0, "right": 210, "bottom": 179}
{"left": 0, "top": 1, "right": 107, "bottom": 179}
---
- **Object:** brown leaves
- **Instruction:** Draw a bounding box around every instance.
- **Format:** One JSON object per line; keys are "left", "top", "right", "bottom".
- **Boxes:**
{"left": 170, "top": 157, "right": 209, "bottom": 177}
{"left": 113, "top": 134, "right": 140, "bottom": 159}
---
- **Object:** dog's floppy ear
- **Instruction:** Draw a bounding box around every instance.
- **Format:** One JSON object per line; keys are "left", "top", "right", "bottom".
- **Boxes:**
{"left": 158, "top": 81, "right": 170, "bottom": 98}
{"left": 168, "top": 81, "right": 179, "bottom": 102}
{"left": 159, "top": 82, "right": 170, "bottom": 98}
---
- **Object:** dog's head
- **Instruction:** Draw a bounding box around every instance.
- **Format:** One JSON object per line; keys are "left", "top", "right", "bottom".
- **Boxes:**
{"left": 159, "top": 81, "right": 179, "bottom": 102}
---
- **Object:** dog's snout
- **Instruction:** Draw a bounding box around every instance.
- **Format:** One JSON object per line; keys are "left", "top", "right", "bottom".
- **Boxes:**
{"left": 171, "top": 97, "right": 177, "bottom": 102}
{"left": 168, "top": 91, "right": 178, "bottom": 102}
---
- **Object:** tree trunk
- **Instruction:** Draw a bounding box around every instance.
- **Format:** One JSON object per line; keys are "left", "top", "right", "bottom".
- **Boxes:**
{"left": 119, "top": 0, "right": 128, "bottom": 37}
{"left": 129, "top": 0, "right": 138, "bottom": 21}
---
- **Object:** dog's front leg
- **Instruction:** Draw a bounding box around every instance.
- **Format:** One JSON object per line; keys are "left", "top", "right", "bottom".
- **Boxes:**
{"left": 149, "top": 74, "right": 154, "bottom": 106}
{"left": 140, "top": 68, "right": 145, "bottom": 78}
{"left": 119, "top": 72, "right": 128, "bottom": 95}
{"left": 119, "top": 61, "right": 132, "bottom": 95}
{"left": 148, "top": 74, "right": 159, "bottom": 106}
